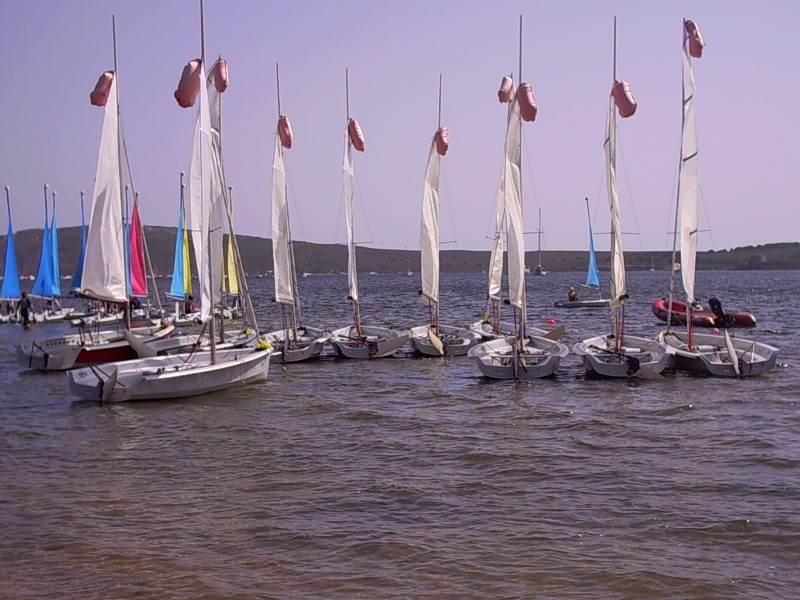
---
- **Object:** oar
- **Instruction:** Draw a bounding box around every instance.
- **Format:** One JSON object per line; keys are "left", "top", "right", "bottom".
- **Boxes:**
{"left": 589, "top": 344, "right": 662, "bottom": 380}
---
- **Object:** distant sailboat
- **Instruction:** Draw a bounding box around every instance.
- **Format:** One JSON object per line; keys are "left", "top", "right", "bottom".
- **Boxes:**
{"left": 0, "top": 186, "right": 20, "bottom": 323}
{"left": 554, "top": 197, "right": 611, "bottom": 308}
{"left": 69, "top": 191, "right": 87, "bottom": 295}
{"left": 531, "top": 207, "right": 547, "bottom": 275}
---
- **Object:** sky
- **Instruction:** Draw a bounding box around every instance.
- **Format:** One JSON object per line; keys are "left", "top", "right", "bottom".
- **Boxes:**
{"left": 1, "top": 0, "right": 798, "bottom": 253}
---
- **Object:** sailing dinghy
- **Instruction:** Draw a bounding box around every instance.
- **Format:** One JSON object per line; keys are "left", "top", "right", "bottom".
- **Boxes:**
{"left": 468, "top": 17, "right": 569, "bottom": 380}
{"left": 657, "top": 19, "right": 778, "bottom": 377}
{"left": 68, "top": 12, "right": 270, "bottom": 401}
{"left": 409, "top": 78, "right": 481, "bottom": 357}
{"left": 329, "top": 71, "right": 408, "bottom": 359}
{"left": 573, "top": 19, "right": 673, "bottom": 379}
{"left": 17, "top": 34, "right": 175, "bottom": 372}
{"left": 264, "top": 67, "right": 329, "bottom": 362}
{"left": 554, "top": 198, "right": 611, "bottom": 308}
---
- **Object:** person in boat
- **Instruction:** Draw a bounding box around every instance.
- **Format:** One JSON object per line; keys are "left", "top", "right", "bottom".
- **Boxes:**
{"left": 19, "top": 292, "right": 32, "bottom": 328}
{"left": 184, "top": 295, "right": 195, "bottom": 314}
{"left": 567, "top": 287, "right": 579, "bottom": 302}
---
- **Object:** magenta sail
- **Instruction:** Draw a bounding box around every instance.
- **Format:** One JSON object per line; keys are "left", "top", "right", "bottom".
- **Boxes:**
{"left": 129, "top": 200, "right": 147, "bottom": 297}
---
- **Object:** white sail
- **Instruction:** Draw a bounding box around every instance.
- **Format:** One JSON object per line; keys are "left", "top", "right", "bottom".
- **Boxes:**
{"left": 187, "top": 61, "right": 223, "bottom": 322}
{"left": 503, "top": 92, "right": 525, "bottom": 313}
{"left": 604, "top": 94, "right": 627, "bottom": 304}
{"left": 678, "top": 29, "right": 699, "bottom": 305}
{"left": 343, "top": 129, "right": 358, "bottom": 303}
{"left": 271, "top": 135, "right": 294, "bottom": 306}
{"left": 419, "top": 138, "right": 441, "bottom": 305}
{"left": 79, "top": 75, "right": 127, "bottom": 303}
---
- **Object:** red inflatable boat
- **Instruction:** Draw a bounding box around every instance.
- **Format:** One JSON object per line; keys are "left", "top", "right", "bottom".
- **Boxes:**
{"left": 651, "top": 298, "right": 757, "bottom": 328}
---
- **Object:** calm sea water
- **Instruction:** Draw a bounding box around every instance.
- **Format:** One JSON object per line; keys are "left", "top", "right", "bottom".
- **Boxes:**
{"left": 1, "top": 271, "right": 797, "bottom": 599}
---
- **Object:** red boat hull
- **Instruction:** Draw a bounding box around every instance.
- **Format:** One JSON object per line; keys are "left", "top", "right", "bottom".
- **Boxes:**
{"left": 651, "top": 298, "right": 756, "bottom": 328}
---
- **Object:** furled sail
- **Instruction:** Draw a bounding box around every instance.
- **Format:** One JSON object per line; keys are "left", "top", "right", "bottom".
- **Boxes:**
{"left": 503, "top": 89, "right": 524, "bottom": 313}
{"left": 678, "top": 20, "right": 700, "bottom": 306}
{"left": 271, "top": 134, "right": 294, "bottom": 306}
{"left": 343, "top": 127, "right": 358, "bottom": 304}
{"left": 604, "top": 93, "right": 626, "bottom": 304}
{"left": 419, "top": 133, "right": 441, "bottom": 306}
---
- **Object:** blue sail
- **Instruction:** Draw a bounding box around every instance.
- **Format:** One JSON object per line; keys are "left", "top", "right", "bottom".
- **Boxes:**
{"left": 70, "top": 193, "right": 87, "bottom": 294}
{"left": 1, "top": 192, "right": 20, "bottom": 300}
{"left": 32, "top": 194, "right": 53, "bottom": 297}
{"left": 584, "top": 201, "right": 600, "bottom": 288}
{"left": 48, "top": 201, "right": 61, "bottom": 297}
{"left": 168, "top": 202, "right": 187, "bottom": 299}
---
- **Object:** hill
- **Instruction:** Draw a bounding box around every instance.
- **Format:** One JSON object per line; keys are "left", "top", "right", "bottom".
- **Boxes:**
{"left": 2, "top": 226, "right": 799, "bottom": 279}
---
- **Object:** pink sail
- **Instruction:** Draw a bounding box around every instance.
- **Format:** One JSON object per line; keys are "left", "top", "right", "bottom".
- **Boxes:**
{"left": 278, "top": 115, "right": 293, "bottom": 149}
{"left": 174, "top": 58, "right": 202, "bottom": 108}
{"left": 498, "top": 75, "right": 513, "bottom": 103}
{"left": 685, "top": 20, "right": 704, "bottom": 59}
{"left": 212, "top": 58, "right": 229, "bottom": 93}
{"left": 129, "top": 200, "right": 147, "bottom": 297}
{"left": 516, "top": 83, "right": 538, "bottom": 122}
{"left": 434, "top": 127, "right": 449, "bottom": 156}
{"left": 347, "top": 118, "right": 365, "bottom": 152}
{"left": 90, "top": 70, "right": 115, "bottom": 106}
{"left": 611, "top": 80, "right": 637, "bottom": 118}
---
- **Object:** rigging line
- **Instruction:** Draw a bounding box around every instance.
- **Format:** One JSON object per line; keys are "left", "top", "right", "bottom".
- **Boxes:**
{"left": 698, "top": 185, "right": 715, "bottom": 249}
{"left": 616, "top": 130, "right": 644, "bottom": 252}
{"left": 438, "top": 161, "right": 460, "bottom": 250}
{"left": 353, "top": 172, "right": 375, "bottom": 248}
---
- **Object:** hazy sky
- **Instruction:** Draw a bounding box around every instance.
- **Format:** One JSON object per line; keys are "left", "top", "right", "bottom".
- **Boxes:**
{"left": 1, "top": 0, "right": 798, "bottom": 253}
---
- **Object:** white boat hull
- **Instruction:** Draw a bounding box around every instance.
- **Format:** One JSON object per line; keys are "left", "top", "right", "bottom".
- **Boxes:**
{"left": 264, "top": 326, "right": 330, "bottom": 363}
{"left": 554, "top": 298, "right": 611, "bottom": 308}
{"left": 468, "top": 335, "right": 568, "bottom": 380}
{"left": 16, "top": 324, "right": 175, "bottom": 371}
{"left": 329, "top": 325, "right": 408, "bottom": 359}
{"left": 573, "top": 334, "right": 673, "bottom": 379}
{"left": 469, "top": 320, "right": 548, "bottom": 341}
{"left": 67, "top": 347, "right": 272, "bottom": 402}
{"left": 659, "top": 330, "right": 779, "bottom": 378}
{"left": 409, "top": 324, "right": 481, "bottom": 357}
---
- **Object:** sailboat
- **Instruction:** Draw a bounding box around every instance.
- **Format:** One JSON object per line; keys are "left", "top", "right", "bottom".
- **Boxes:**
{"left": 69, "top": 191, "right": 88, "bottom": 296}
{"left": 30, "top": 184, "right": 69, "bottom": 322}
{"left": 17, "top": 18, "right": 175, "bottom": 372}
{"left": 0, "top": 186, "right": 20, "bottom": 323}
{"left": 658, "top": 19, "right": 778, "bottom": 377}
{"left": 530, "top": 208, "right": 547, "bottom": 275}
{"left": 554, "top": 198, "right": 611, "bottom": 308}
{"left": 264, "top": 65, "right": 329, "bottom": 362}
{"left": 68, "top": 7, "right": 271, "bottom": 402}
{"left": 165, "top": 171, "right": 199, "bottom": 325}
{"left": 409, "top": 77, "right": 481, "bottom": 356}
{"left": 329, "top": 70, "right": 409, "bottom": 359}
{"left": 468, "top": 17, "right": 569, "bottom": 380}
{"left": 573, "top": 19, "right": 672, "bottom": 379}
